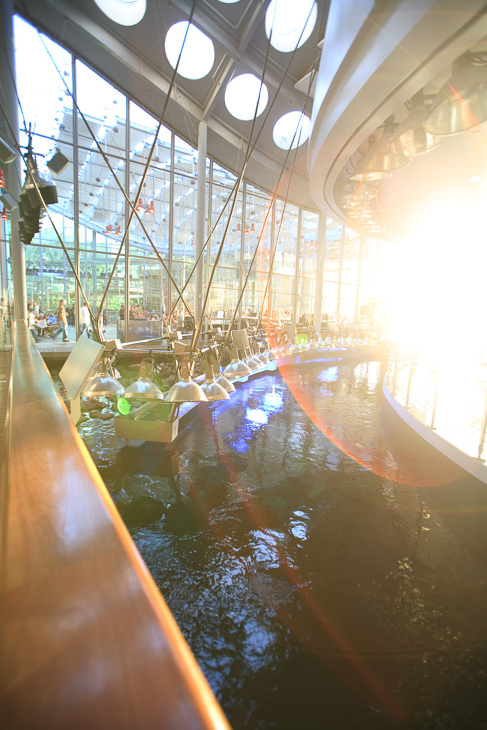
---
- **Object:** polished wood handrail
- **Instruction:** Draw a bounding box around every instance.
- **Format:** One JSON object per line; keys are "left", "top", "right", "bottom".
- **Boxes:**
{"left": 0, "top": 323, "right": 230, "bottom": 729}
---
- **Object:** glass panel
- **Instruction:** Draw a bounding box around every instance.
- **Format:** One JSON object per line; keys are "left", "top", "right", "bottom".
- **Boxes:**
{"left": 275, "top": 201, "right": 298, "bottom": 276}
{"left": 341, "top": 227, "right": 361, "bottom": 286}
{"left": 301, "top": 210, "right": 319, "bottom": 276}
{"left": 324, "top": 219, "right": 342, "bottom": 284}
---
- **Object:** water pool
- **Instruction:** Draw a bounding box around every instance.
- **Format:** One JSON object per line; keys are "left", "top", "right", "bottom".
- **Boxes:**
{"left": 80, "top": 359, "right": 487, "bottom": 729}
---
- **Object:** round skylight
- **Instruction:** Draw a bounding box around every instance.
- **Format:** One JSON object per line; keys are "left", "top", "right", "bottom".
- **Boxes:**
{"left": 273, "top": 111, "right": 311, "bottom": 149}
{"left": 165, "top": 22, "right": 215, "bottom": 80}
{"left": 93, "top": 0, "right": 146, "bottom": 26}
{"left": 224, "top": 74, "right": 268, "bottom": 121}
{"left": 265, "top": 0, "right": 317, "bottom": 53}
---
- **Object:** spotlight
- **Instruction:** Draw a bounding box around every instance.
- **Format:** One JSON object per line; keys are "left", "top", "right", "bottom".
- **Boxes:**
{"left": 0, "top": 134, "right": 17, "bottom": 164}
{"left": 391, "top": 92, "right": 445, "bottom": 156}
{"left": 425, "top": 53, "right": 487, "bottom": 135}
{"left": 46, "top": 149, "right": 70, "bottom": 177}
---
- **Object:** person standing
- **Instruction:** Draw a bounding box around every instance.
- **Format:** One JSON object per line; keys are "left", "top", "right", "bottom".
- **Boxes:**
{"left": 80, "top": 300, "right": 90, "bottom": 337}
{"left": 50, "top": 298, "right": 70, "bottom": 342}
{"left": 28, "top": 305, "right": 40, "bottom": 342}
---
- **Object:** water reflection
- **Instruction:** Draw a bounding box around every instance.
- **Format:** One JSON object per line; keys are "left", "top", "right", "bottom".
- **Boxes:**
{"left": 79, "top": 360, "right": 487, "bottom": 729}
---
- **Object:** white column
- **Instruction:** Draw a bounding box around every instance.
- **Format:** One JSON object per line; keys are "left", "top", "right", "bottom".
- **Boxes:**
{"left": 0, "top": 0, "right": 26, "bottom": 322}
{"left": 195, "top": 121, "right": 207, "bottom": 324}
{"left": 313, "top": 214, "right": 327, "bottom": 336}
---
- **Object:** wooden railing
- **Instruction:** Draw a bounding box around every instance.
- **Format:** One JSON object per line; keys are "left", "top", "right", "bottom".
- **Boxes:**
{"left": 0, "top": 322, "right": 230, "bottom": 729}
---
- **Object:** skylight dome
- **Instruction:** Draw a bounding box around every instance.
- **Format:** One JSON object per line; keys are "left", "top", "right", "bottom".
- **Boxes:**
{"left": 224, "top": 74, "right": 268, "bottom": 121}
{"left": 273, "top": 111, "right": 311, "bottom": 150}
{"left": 93, "top": 0, "right": 146, "bottom": 26}
{"left": 265, "top": 0, "right": 317, "bottom": 53}
{"left": 165, "top": 22, "right": 215, "bottom": 80}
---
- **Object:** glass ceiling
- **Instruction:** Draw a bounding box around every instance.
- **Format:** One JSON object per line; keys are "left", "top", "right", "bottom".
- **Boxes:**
{"left": 273, "top": 111, "right": 311, "bottom": 150}
{"left": 165, "top": 22, "right": 215, "bottom": 81}
{"left": 93, "top": 0, "right": 146, "bottom": 27}
{"left": 224, "top": 74, "right": 268, "bottom": 121}
{"left": 265, "top": 0, "right": 317, "bottom": 53}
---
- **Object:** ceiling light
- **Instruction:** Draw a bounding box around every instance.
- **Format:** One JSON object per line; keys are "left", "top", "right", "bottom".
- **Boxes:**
{"left": 265, "top": 0, "right": 317, "bottom": 53}
{"left": 273, "top": 111, "right": 311, "bottom": 150}
{"left": 225, "top": 74, "right": 268, "bottom": 121}
{"left": 93, "top": 0, "right": 146, "bottom": 26}
{"left": 390, "top": 94, "right": 445, "bottom": 156}
{"left": 425, "top": 54, "right": 487, "bottom": 135}
{"left": 165, "top": 22, "right": 215, "bottom": 80}
{"left": 359, "top": 117, "right": 411, "bottom": 172}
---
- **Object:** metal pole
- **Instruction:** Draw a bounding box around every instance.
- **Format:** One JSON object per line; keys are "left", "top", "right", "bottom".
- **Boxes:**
{"left": 268, "top": 200, "right": 275, "bottom": 329}
{"left": 238, "top": 183, "right": 246, "bottom": 328}
{"left": 313, "top": 213, "right": 326, "bottom": 337}
{"left": 336, "top": 224, "right": 345, "bottom": 319}
{"left": 0, "top": 0, "right": 26, "bottom": 322}
{"left": 195, "top": 120, "right": 207, "bottom": 324}
{"left": 354, "top": 233, "right": 364, "bottom": 335}
{"left": 72, "top": 56, "right": 80, "bottom": 340}
{"left": 124, "top": 98, "right": 130, "bottom": 342}
{"left": 168, "top": 132, "right": 175, "bottom": 315}
{"left": 477, "top": 388, "right": 487, "bottom": 460}
{"left": 292, "top": 208, "right": 301, "bottom": 322}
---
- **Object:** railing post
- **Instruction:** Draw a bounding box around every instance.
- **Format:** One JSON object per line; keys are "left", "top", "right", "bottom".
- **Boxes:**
{"left": 477, "top": 390, "right": 487, "bottom": 460}
{"left": 405, "top": 353, "right": 416, "bottom": 408}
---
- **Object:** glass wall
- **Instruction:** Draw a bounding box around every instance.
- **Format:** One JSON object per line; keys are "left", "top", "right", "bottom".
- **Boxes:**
{"left": 8, "top": 14, "right": 382, "bottom": 342}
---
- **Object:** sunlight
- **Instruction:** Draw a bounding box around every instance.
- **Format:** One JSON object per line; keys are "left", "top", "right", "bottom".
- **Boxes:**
{"left": 380, "top": 192, "right": 487, "bottom": 361}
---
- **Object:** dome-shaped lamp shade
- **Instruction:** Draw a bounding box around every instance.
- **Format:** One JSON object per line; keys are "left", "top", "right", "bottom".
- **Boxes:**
{"left": 83, "top": 373, "right": 124, "bottom": 398}
{"left": 166, "top": 376, "right": 208, "bottom": 403}
{"left": 201, "top": 379, "right": 230, "bottom": 401}
{"left": 223, "top": 358, "right": 252, "bottom": 379}
{"left": 391, "top": 107, "right": 444, "bottom": 156}
{"left": 124, "top": 377, "right": 164, "bottom": 400}
{"left": 425, "top": 61, "right": 487, "bottom": 135}
{"left": 245, "top": 356, "right": 261, "bottom": 370}
{"left": 349, "top": 168, "right": 392, "bottom": 182}
{"left": 215, "top": 374, "right": 236, "bottom": 392}
{"left": 363, "top": 143, "right": 411, "bottom": 172}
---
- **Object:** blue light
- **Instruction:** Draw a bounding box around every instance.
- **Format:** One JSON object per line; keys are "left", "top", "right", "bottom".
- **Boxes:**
{"left": 246, "top": 408, "right": 268, "bottom": 425}
{"left": 264, "top": 392, "right": 284, "bottom": 411}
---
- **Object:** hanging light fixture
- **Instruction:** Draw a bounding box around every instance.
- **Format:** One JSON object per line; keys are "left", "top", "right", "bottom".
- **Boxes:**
{"left": 201, "top": 364, "right": 230, "bottom": 401}
{"left": 348, "top": 136, "right": 393, "bottom": 182}
{"left": 166, "top": 357, "right": 208, "bottom": 402}
{"left": 106, "top": 224, "right": 113, "bottom": 234}
{"left": 83, "top": 368, "right": 125, "bottom": 398}
{"left": 358, "top": 117, "right": 411, "bottom": 173}
{"left": 223, "top": 346, "right": 252, "bottom": 380}
{"left": 135, "top": 197, "right": 144, "bottom": 213}
{"left": 425, "top": 53, "right": 487, "bottom": 135}
{"left": 124, "top": 360, "right": 165, "bottom": 400}
{"left": 0, "top": 170, "right": 5, "bottom": 189}
{"left": 210, "top": 356, "right": 235, "bottom": 392}
{"left": 2, "top": 207, "right": 8, "bottom": 220}
{"left": 391, "top": 91, "right": 445, "bottom": 156}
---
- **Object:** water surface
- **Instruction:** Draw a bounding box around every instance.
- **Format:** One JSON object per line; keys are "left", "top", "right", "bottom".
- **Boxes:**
{"left": 80, "top": 360, "right": 487, "bottom": 729}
